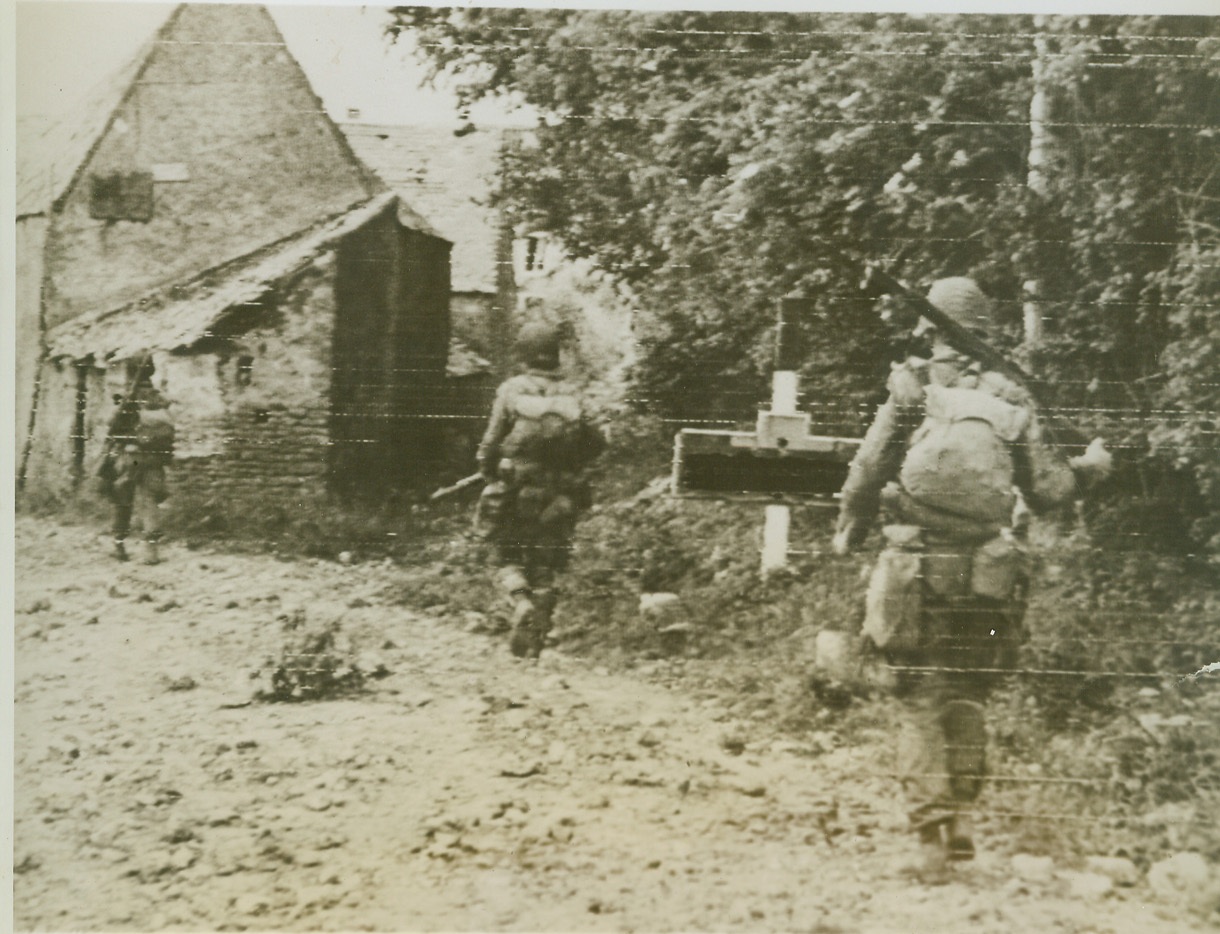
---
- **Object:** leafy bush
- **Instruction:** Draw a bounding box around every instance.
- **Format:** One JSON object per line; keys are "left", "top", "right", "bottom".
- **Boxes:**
{"left": 254, "top": 611, "right": 373, "bottom": 703}
{"left": 394, "top": 9, "right": 1220, "bottom": 554}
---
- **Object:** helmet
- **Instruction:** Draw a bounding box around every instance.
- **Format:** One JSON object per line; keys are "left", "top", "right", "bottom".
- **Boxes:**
{"left": 515, "top": 322, "right": 562, "bottom": 370}
{"left": 925, "top": 277, "right": 995, "bottom": 337}
{"left": 135, "top": 385, "right": 169, "bottom": 410}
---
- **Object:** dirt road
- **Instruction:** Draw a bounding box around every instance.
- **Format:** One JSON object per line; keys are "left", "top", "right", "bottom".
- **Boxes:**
{"left": 13, "top": 517, "right": 1208, "bottom": 932}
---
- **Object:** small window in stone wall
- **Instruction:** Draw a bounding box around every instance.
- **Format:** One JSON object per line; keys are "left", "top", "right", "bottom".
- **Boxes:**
{"left": 90, "top": 171, "right": 154, "bottom": 222}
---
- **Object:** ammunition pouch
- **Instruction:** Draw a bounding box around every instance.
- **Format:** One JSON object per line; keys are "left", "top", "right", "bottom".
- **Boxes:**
{"left": 97, "top": 454, "right": 119, "bottom": 500}
{"left": 971, "top": 532, "right": 1028, "bottom": 601}
{"left": 864, "top": 521, "right": 1030, "bottom": 653}
{"left": 863, "top": 524, "right": 925, "bottom": 652}
{"left": 142, "top": 465, "right": 169, "bottom": 505}
{"left": 476, "top": 480, "right": 513, "bottom": 532}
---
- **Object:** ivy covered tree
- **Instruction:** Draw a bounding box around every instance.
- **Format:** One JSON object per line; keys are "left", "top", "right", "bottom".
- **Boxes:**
{"left": 390, "top": 9, "right": 1220, "bottom": 553}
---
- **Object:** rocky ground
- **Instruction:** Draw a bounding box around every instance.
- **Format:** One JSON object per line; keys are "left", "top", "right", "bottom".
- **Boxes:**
{"left": 13, "top": 515, "right": 1217, "bottom": 932}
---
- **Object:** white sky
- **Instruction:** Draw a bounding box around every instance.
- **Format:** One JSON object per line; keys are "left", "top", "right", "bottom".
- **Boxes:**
{"left": 16, "top": 0, "right": 1217, "bottom": 125}
{"left": 15, "top": 2, "right": 534, "bottom": 126}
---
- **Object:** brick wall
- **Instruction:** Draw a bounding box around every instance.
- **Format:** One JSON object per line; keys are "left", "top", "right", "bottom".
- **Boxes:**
{"left": 165, "top": 255, "right": 337, "bottom": 522}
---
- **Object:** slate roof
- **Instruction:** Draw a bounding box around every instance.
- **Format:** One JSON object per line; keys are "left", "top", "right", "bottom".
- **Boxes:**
{"left": 44, "top": 193, "right": 431, "bottom": 361}
{"left": 341, "top": 123, "right": 507, "bottom": 294}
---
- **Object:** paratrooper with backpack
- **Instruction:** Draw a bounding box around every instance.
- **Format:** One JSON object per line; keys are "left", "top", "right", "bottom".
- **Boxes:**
{"left": 99, "top": 382, "right": 175, "bottom": 564}
{"left": 832, "top": 278, "right": 1111, "bottom": 880}
{"left": 476, "top": 322, "right": 607, "bottom": 658}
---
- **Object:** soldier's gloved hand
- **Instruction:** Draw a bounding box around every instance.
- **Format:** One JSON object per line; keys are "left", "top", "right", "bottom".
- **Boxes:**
{"left": 1069, "top": 438, "right": 1113, "bottom": 481}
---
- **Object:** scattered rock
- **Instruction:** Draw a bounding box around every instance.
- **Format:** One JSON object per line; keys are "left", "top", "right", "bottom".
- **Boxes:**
{"left": 1086, "top": 856, "right": 1140, "bottom": 887}
{"left": 163, "top": 825, "right": 198, "bottom": 845}
{"left": 1062, "top": 871, "right": 1113, "bottom": 899}
{"left": 155, "top": 600, "right": 180, "bottom": 613}
{"left": 208, "top": 811, "right": 240, "bottom": 827}
{"left": 1149, "top": 852, "right": 1213, "bottom": 904}
{"left": 639, "top": 592, "right": 680, "bottom": 615}
{"left": 1012, "top": 853, "right": 1056, "bottom": 883}
{"left": 164, "top": 675, "right": 198, "bottom": 692}
{"left": 295, "top": 849, "right": 326, "bottom": 867}
{"left": 85, "top": 616, "right": 99, "bottom": 625}
{"left": 14, "top": 854, "right": 41, "bottom": 874}
{"left": 1137, "top": 713, "right": 1194, "bottom": 743}
{"left": 499, "top": 762, "right": 545, "bottom": 779}
{"left": 814, "top": 629, "right": 860, "bottom": 682}
{"left": 296, "top": 886, "right": 342, "bottom": 911}
{"left": 638, "top": 731, "right": 661, "bottom": 749}
{"left": 167, "top": 845, "right": 199, "bottom": 872}
{"left": 720, "top": 733, "right": 747, "bottom": 756}
{"left": 303, "top": 794, "right": 333, "bottom": 812}
{"left": 348, "top": 597, "right": 370, "bottom": 608}
{"left": 23, "top": 599, "right": 51, "bottom": 614}
{"left": 233, "top": 894, "right": 270, "bottom": 916}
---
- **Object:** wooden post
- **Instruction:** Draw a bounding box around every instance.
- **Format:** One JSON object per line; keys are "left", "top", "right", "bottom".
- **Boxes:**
{"left": 1023, "top": 17, "right": 1052, "bottom": 351}
{"left": 761, "top": 294, "right": 806, "bottom": 574}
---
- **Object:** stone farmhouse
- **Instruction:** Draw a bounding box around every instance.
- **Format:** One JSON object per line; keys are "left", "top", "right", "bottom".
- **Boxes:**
{"left": 17, "top": 4, "right": 455, "bottom": 522}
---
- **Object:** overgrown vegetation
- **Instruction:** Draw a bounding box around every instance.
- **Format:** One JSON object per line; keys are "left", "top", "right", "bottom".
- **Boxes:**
{"left": 390, "top": 9, "right": 1220, "bottom": 556}
{"left": 253, "top": 609, "right": 390, "bottom": 703}
{"left": 377, "top": 13, "right": 1220, "bottom": 858}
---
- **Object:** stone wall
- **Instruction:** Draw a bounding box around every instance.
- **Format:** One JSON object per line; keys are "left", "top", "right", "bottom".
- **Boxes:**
{"left": 42, "top": 4, "right": 374, "bottom": 329}
{"left": 166, "top": 255, "right": 337, "bottom": 522}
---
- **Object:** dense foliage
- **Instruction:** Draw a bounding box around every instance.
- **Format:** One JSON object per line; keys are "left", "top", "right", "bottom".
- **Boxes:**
{"left": 389, "top": 10, "right": 1220, "bottom": 553}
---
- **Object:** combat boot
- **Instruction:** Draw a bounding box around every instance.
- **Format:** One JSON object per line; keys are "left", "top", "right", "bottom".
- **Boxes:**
{"left": 143, "top": 539, "right": 161, "bottom": 566}
{"left": 947, "top": 812, "right": 975, "bottom": 862}
{"left": 529, "top": 591, "right": 557, "bottom": 658}
{"left": 509, "top": 596, "right": 538, "bottom": 658}
{"left": 902, "top": 821, "right": 952, "bottom": 885}
{"left": 113, "top": 538, "right": 129, "bottom": 562}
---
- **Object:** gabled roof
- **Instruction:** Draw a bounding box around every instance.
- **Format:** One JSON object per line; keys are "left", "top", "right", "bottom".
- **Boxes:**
{"left": 44, "top": 193, "right": 434, "bottom": 362}
{"left": 16, "top": 22, "right": 163, "bottom": 217}
{"left": 341, "top": 123, "right": 507, "bottom": 294}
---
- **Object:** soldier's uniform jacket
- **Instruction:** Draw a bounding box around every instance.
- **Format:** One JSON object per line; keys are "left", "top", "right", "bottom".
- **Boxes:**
{"left": 836, "top": 347, "right": 1077, "bottom": 551}
{"left": 477, "top": 369, "right": 603, "bottom": 479}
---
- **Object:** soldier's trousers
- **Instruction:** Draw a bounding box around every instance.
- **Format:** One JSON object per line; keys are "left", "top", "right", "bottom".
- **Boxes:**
{"left": 890, "top": 593, "right": 1023, "bottom": 831}
{"left": 112, "top": 465, "right": 167, "bottom": 544}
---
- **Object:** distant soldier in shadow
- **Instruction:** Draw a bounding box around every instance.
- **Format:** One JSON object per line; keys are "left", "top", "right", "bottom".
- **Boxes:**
{"left": 476, "top": 322, "right": 607, "bottom": 658}
{"left": 99, "top": 382, "right": 175, "bottom": 564}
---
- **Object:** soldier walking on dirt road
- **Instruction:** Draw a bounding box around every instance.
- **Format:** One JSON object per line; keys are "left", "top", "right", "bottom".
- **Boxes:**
{"left": 99, "top": 383, "right": 175, "bottom": 565}
{"left": 475, "top": 322, "right": 607, "bottom": 658}
{"left": 832, "top": 277, "right": 1111, "bottom": 881}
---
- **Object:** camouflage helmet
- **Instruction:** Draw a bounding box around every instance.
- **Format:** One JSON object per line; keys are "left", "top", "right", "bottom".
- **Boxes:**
{"left": 515, "top": 321, "right": 562, "bottom": 370}
{"left": 924, "top": 277, "right": 996, "bottom": 337}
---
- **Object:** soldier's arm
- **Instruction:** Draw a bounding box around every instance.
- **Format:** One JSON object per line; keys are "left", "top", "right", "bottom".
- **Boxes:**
{"left": 476, "top": 382, "right": 513, "bottom": 479}
{"left": 1018, "top": 407, "right": 1111, "bottom": 513}
{"left": 834, "top": 391, "right": 918, "bottom": 551}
